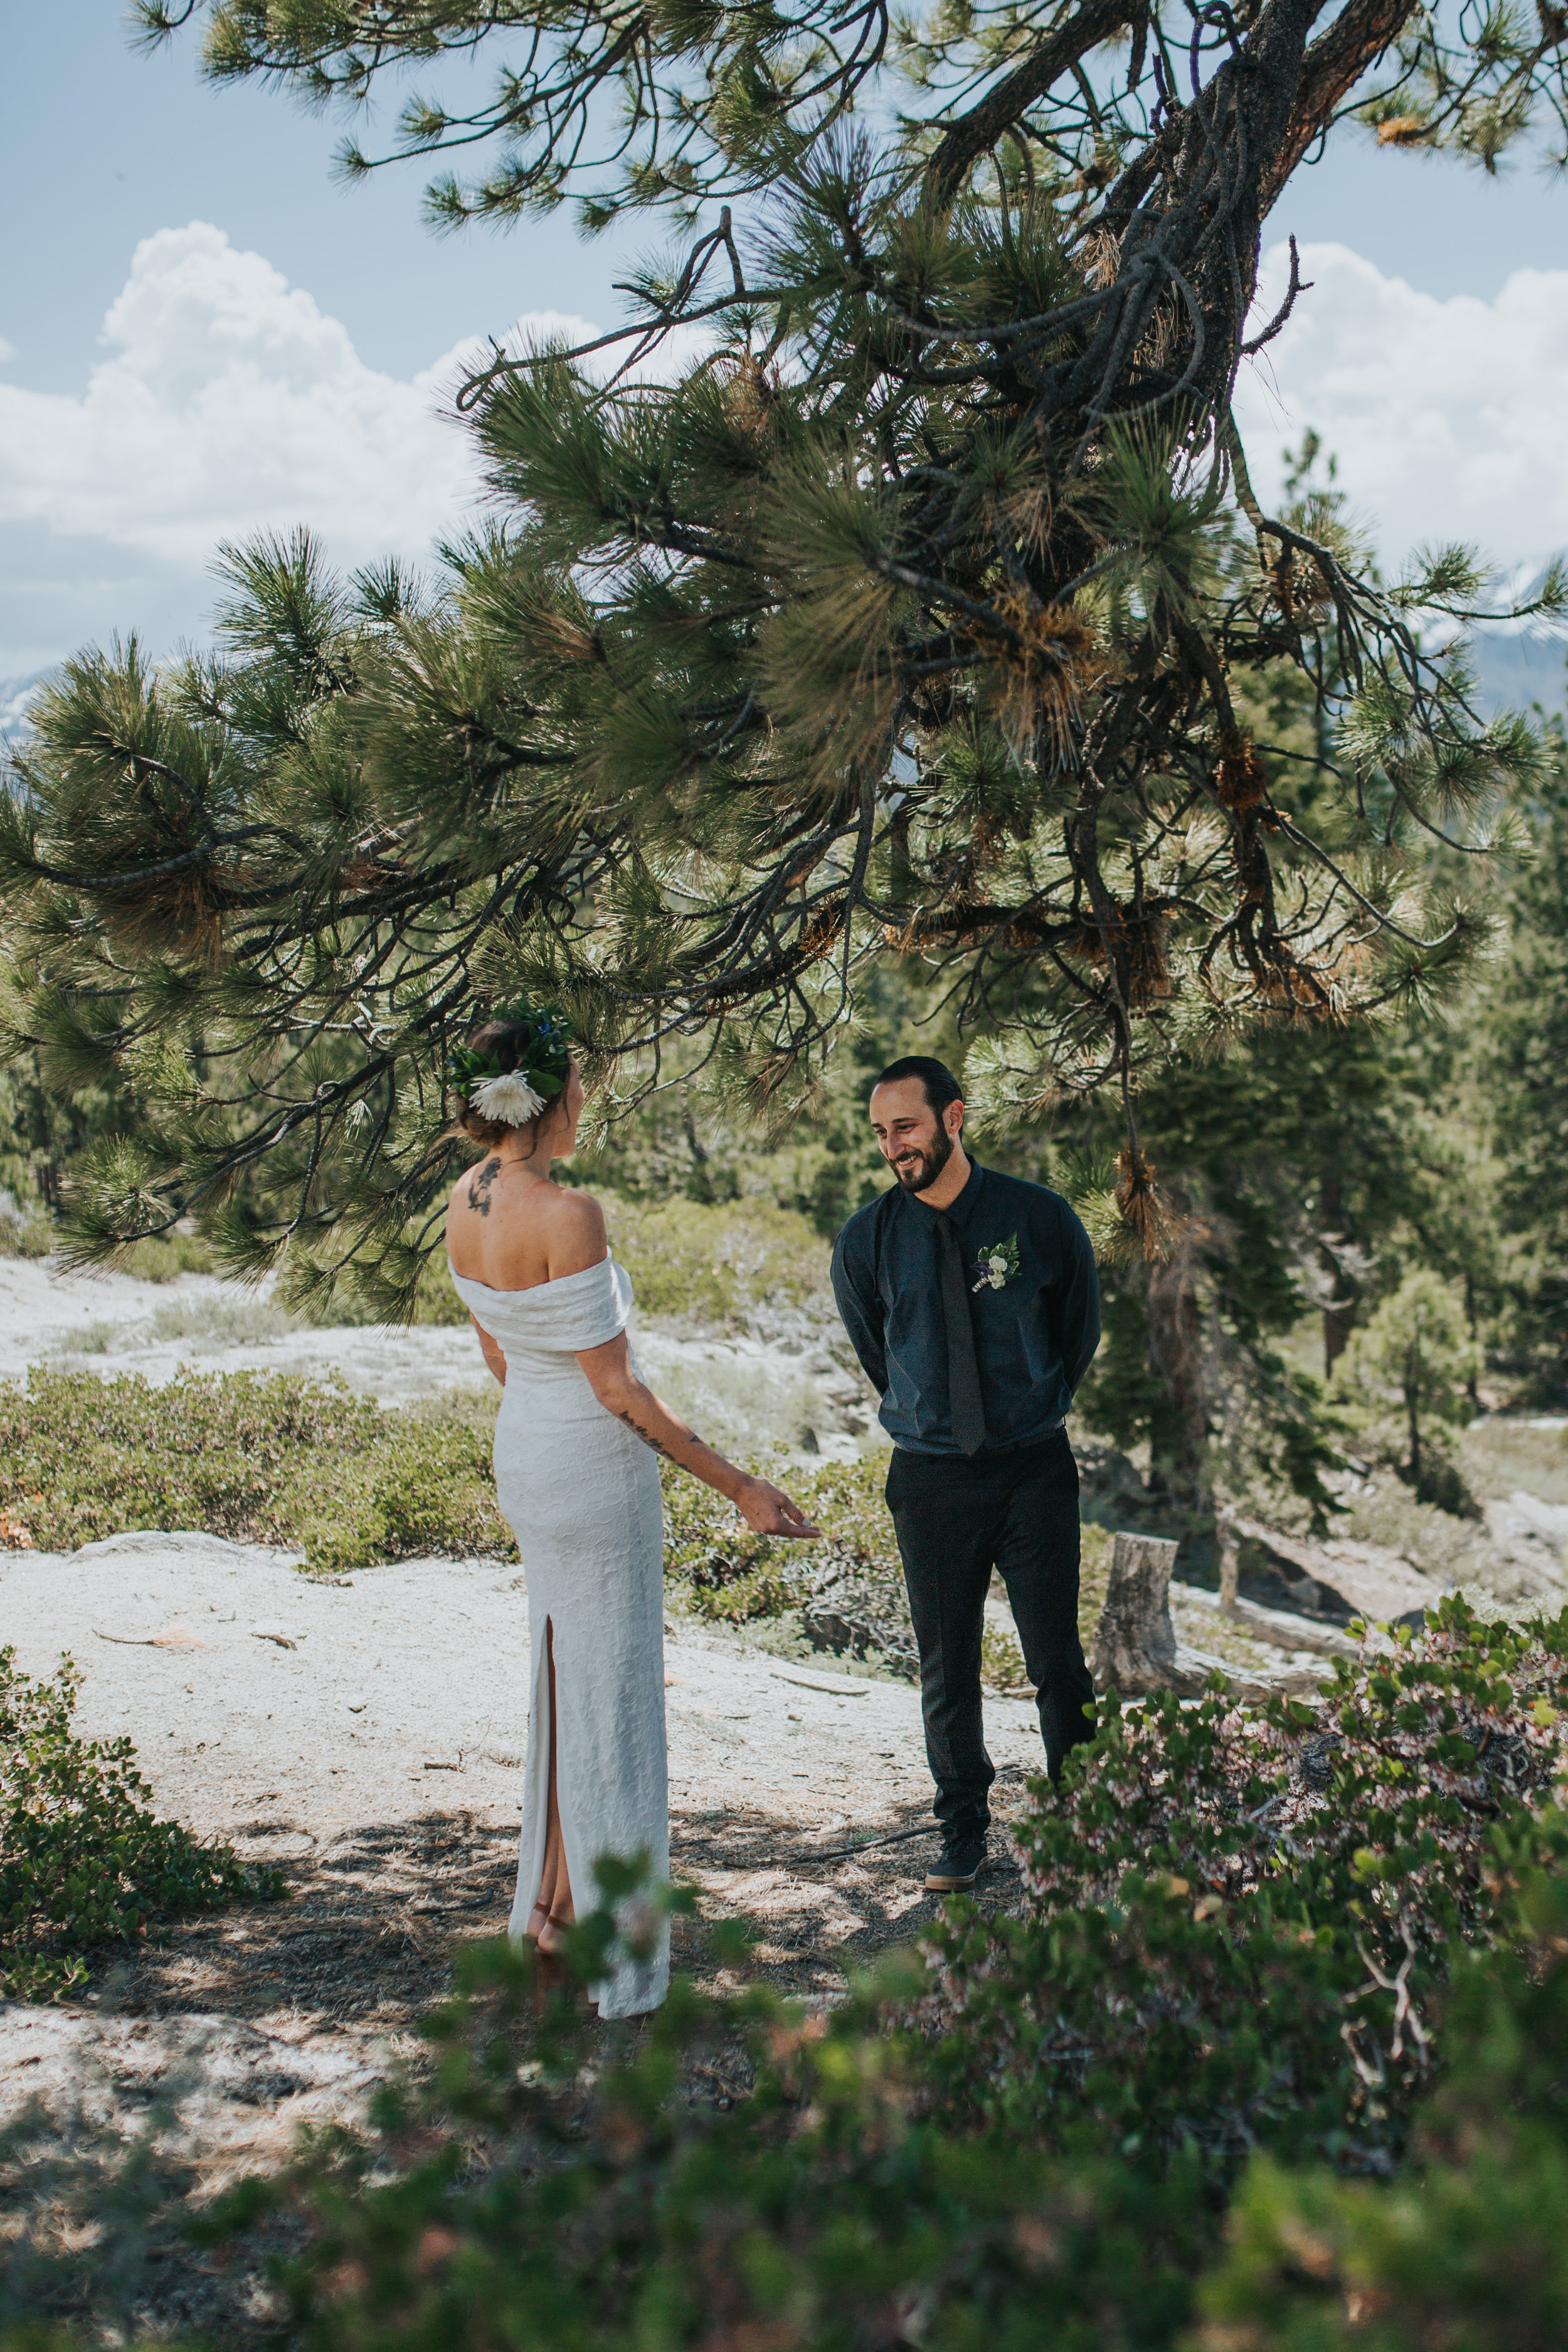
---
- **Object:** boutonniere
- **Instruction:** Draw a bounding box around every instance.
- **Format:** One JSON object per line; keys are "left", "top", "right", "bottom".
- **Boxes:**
{"left": 972, "top": 1233, "right": 1020, "bottom": 1292}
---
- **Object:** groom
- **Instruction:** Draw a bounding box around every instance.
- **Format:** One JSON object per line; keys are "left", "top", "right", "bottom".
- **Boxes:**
{"left": 831, "top": 1058, "right": 1101, "bottom": 1892}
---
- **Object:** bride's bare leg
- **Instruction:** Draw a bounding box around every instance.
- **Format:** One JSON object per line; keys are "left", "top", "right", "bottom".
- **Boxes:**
{"left": 527, "top": 1624, "right": 575, "bottom": 1947}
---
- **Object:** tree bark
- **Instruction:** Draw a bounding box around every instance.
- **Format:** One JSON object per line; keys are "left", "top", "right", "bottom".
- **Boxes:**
{"left": 1259, "top": 0, "right": 1424, "bottom": 206}
{"left": 1318, "top": 1167, "right": 1353, "bottom": 1377}
{"left": 1145, "top": 1216, "right": 1208, "bottom": 1497}
{"left": 1217, "top": 1507, "right": 1240, "bottom": 1609}
{"left": 1090, "top": 1531, "right": 1183, "bottom": 1693}
{"left": 926, "top": 0, "right": 1140, "bottom": 198}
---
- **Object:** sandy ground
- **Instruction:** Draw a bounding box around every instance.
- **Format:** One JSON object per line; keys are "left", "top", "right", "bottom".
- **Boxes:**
{"left": 1, "top": 1525, "right": 1025, "bottom": 1876}
{"left": 0, "top": 1521, "right": 1051, "bottom": 2222}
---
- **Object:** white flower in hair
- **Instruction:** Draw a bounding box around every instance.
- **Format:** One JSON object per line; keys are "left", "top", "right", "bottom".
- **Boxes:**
{"left": 471, "top": 1069, "right": 547, "bottom": 1125}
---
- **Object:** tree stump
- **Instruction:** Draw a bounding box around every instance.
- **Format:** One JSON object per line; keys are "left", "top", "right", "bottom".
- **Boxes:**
{"left": 1089, "top": 1528, "right": 1332, "bottom": 1705}
{"left": 1090, "top": 1532, "right": 1180, "bottom": 1693}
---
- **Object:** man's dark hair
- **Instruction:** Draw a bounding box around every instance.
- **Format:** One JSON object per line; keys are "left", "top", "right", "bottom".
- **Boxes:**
{"left": 871, "top": 1056, "right": 963, "bottom": 1113}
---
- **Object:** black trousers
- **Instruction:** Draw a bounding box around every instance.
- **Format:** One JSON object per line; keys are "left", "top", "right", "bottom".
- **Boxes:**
{"left": 886, "top": 1431, "right": 1096, "bottom": 1831}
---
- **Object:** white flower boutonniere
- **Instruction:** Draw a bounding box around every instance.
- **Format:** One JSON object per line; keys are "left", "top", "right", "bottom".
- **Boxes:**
{"left": 972, "top": 1233, "right": 1021, "bottom": 1292}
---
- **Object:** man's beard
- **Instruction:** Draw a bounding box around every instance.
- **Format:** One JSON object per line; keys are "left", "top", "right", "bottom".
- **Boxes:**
{"left": 890, "top": 1123, "right": 954, "bottom": 1194}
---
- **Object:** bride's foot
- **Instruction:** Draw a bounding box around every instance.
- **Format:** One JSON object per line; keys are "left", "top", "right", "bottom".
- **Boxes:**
{"left": 536, "top": 1909, "right": 575, "bottom": 1957}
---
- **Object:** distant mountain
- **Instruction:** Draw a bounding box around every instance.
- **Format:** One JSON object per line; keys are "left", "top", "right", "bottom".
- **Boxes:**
{"left": 1467, "top": 627, "right": 1566, "bottom": 718}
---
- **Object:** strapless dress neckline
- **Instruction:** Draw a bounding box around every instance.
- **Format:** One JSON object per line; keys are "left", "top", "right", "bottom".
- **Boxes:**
{"left": 444, "top": 1251, "right": 612, "bottom": 1299}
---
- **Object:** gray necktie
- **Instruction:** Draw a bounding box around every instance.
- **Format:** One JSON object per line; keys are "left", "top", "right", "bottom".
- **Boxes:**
{"left": 936, "top": 1216, "right": 988, "bottom": 1455}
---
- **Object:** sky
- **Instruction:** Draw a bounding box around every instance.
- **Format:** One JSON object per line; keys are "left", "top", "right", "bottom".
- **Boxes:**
{"left": 4, "top": 4, "right": 1568, "bottom": 677}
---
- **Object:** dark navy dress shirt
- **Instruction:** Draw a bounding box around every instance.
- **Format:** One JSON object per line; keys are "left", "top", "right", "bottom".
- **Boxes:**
{"left": 830, "top": 1158, "right": 1101, "bottom": 1456}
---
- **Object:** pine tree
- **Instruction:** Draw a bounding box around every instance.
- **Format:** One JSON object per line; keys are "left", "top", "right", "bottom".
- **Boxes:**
{"left": 3, "top": 2, "right": 1565, "bottom": 1305}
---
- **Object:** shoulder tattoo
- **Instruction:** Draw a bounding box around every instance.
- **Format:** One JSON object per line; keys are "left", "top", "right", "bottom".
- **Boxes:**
{"left": 467, "top": 1157, "right": 502, "bottom": 1216}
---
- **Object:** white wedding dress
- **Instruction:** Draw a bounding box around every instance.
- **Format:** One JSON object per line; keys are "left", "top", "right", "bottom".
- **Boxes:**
{"left": 447, "top": 1253, "right": 669, "bottom": 2018}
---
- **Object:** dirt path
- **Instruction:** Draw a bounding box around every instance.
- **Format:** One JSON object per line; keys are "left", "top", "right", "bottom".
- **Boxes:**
{"left": 1, "top": 1526, "right": 1049, "bottom": 2116}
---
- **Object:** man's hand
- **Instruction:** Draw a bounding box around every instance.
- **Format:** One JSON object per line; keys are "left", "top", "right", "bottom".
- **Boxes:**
{"left": 734, "top": 1476, "right": 822, "bottom": 1538}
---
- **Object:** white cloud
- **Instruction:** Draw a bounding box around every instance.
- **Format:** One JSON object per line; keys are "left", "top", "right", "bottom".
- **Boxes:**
{"left": 24, "top": 221, "right": 1561, "bottom": 650}
{"left": 0, "top": 223, "right": 600, "bottom": 571}
{"left": 1234, "top": 241, "right": 1568, "bottom": 569}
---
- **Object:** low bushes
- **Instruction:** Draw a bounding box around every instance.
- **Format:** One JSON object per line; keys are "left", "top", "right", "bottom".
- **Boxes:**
{"left": 601, "top": 1194, "right": 832, "bottom": 1325}
{"left": 0, "top": 1648, "right": 277, "bottom": 2000}
{"left": 0, "top": 1369, "right": 508, "bottom": 1575}
{"left": 1198, "top": 1863, "right": 1568, "bottom": 2352}
{"left": 924, "top": 1597, "right": 1568, "bottom": 2171}
{"left": 0, "top": 1365, "right": 1108, "bottom": 1675}
{"left": 146, "top": 1594, "right": 1568, "bottom": 2352}
{"left": 664, "top": 1448, "right": 1111, "bottom": 1682}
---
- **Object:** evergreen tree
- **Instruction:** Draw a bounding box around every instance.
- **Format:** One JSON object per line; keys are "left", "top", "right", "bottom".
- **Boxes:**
{"left": 1485, "top": 718, "right": 1568, "bottom": 1391}
{"left": 2, "top": 3, "right": 1564, "bottom": 1305}
{"left": 1330, "top": 1264, "right": 1480, "bottom": 1507}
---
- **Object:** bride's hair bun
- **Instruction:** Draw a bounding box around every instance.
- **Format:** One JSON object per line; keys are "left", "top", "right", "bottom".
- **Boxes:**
{"left": 448, "top": 1000, "right": 573, "bottom": 1146}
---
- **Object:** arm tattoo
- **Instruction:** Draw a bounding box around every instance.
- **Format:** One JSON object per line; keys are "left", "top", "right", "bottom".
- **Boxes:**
{"left": 618, "top": 1407, "right": 703, "bottom": 1466}
{"left": 467, "top": 1157, "right": 502, "bottom": 1216}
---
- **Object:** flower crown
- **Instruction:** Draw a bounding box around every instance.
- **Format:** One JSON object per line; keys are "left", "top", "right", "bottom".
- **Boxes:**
{"left": 450, "top": 1002, "right": 573, "bottom": 1127}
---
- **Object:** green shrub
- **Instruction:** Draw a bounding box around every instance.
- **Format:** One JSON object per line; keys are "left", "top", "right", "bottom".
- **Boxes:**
{"left": 0, "top": 1369, "right": 509, "bottom": 1574}
{"left": 1197, "top": 1854, "right": 1568, "bottom": 2352}
{"left": 1, "top": 1649, "right": 277, "bottom": 2000}
{"left": 664, "top": 1454, "right": 1113, "bottom": 1677}
{"left": 185, "top": 1887, "right": 1207, "bottom": 2352}
{"left": 923, "top": 1595, "right": 1568, "bottom": 2175}
{"left": 172, "top": 1604, "right": 1568, "bottom": 2352}
{"left": 603, "top": 1194, "right": 831, "bottom": 1326}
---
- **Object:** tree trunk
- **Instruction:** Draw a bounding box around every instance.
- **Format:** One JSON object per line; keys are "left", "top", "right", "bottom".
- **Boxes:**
{"left": 1217, "top": 1508, "right": 1239, "bottom": 1610}
{"left": 1090, "top": 1532, "right": 1182, "bottom": 1694}
{"left": 1089, "top": 1530, "right": 1327, "bottom": 1702}
{"left": 1144, "top": 1207, "right": 1208, "bottom": 1498}
{"left": 1320, "top": 1167, "right": 1353, "bottom": 1377}
{"left": 681, "top": 1101, "right": 716, "bottom": 1203}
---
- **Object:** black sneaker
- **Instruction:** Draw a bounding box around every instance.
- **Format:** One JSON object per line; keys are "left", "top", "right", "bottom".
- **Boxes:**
{"left": 924, "top": 1831, "right": 988, "bottom": 1892}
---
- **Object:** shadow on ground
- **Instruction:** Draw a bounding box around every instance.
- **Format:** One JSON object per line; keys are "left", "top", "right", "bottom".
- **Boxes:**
{"left": 0, "top": 1788, "right": 1036, "bottom": 2344}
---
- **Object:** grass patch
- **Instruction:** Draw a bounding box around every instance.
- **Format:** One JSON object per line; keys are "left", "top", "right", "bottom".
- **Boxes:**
{"left": 1, "top": 1648, "right": 276, "bottom": 1999}
{"left": 0, "top": 1368, "right": 510, "bottom": 1576}
{"left": 604, "top": 1194, "right": 830, "bottom": 1327}
{"left": 146, "top": 1295, "right": 294, "bottom": 1350}
{"left": 115, "top": 1229, "right": 216, "bottom": 1281}
{"left": 0, "top": 1203, "right": 53, "bottom": 1259}
{"left": 285, "top": 1191, "right": 830, "bottom": 1333}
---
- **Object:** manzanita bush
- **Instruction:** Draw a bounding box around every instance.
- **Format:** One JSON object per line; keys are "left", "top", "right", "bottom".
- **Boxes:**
{"left": 924, "top": 1595, "right": 1568, "bottom": 2173}
{"left": 146, "top": 1596, "right": 1568, "bottom": 2352}
{"left": 0, "top": 1648, "right": 278, "bottom": 1999}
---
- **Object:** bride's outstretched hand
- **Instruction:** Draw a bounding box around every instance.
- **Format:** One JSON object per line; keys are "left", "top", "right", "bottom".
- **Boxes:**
{"left": 734, "top": 1476, "right": 822, "bottom": 1539}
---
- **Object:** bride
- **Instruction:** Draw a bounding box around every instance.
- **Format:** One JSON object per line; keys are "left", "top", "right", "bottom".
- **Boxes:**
{"left": 445, "top": 1002, "right": 820, "bottom": 2016}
